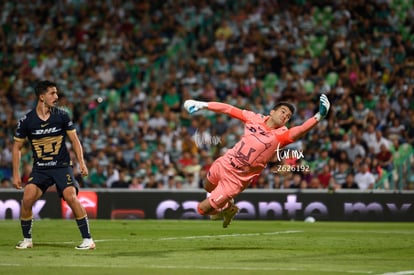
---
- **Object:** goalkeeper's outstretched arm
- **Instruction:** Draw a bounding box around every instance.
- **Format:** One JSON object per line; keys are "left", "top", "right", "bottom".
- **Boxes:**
{"left": 184, "top": 100, "right": 246, "bottom": 121}
{"left": 288, "top": 94, "right": 330, "bottom": 141}
{"left": 183, "top": 93, "right": 330, "bottom": 137}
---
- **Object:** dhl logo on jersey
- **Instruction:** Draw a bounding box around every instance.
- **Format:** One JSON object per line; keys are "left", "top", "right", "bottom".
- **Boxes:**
{"left": 33, "top": 127, "right": 61, "bottom": 135}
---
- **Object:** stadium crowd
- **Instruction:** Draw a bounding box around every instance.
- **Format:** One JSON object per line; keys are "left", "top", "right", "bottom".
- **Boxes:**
{"left": 0, "top": 0, "right": 413, "bottom": 191}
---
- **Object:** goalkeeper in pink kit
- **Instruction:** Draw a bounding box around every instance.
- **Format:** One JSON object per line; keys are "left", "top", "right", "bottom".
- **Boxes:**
{"left": 184, "top": 93, "right": 330, "bottom": 228}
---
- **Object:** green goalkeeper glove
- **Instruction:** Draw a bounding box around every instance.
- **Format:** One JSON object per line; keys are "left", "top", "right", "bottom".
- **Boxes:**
{"left": 315, "top": 94, "right": 330, "bottom": 121}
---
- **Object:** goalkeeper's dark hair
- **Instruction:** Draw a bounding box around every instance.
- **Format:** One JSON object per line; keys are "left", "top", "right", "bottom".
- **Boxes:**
{"left": 273, "top": 102, "right": 296, "bottom": 116}
{"left": 34, "top": 80, "right": 57, "bottom": 99}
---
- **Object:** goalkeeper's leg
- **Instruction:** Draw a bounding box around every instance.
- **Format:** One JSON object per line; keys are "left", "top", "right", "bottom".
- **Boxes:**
{"left": 201, "top": 178, "right": 223, "bottom": 219}
{"left": 198, "top": 184, "right": 239, "bottom": 228}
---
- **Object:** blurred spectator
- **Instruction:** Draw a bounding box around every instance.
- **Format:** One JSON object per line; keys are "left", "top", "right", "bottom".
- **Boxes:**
{"left": 88, "top": 165, "right": 107, "bottom": 188}
{"left": 1, "top": 178, "right": 12, "bottom": 188}
{"left": 375, "top": 143, "right": 394, "bottom": 184}
{"left": 352, "top": 101, "right": 370, "bottom": 127}
{"left": 144, "top": 173, "right": 160, "bottom": 189}
{"left": 111, "top": 169, "right": 130, "bottom": 188}
{"left": 386, "top": 116, "right": 405, "bottom": 142}
{"left": 113, "top": 150, "right": 128, "bottom": 170}
{"left": 97, "top": 63, "right": 114, "bottom": 88}
{"left": 166, "top": 175, "right": 183, "bottom": 190}
{"left": 105, "top": 164, "right": 120, "bottom": 188}
{"left": 284, "top": 173, "right": 302, "bottom": 189}
{"left": 341, "top": 173, "right": 359, "bottom": 189}
{"left": 370, "top": 157, "right": 384, "bottom": 184}
{"left": 129, "top": 175, "right": 144, "bottom": 190}
{"left": 404, "top": 112, "right": 414, "bottom": 145}
{"left": 345, "top": 137, "right": 366, "bottom": 163}
{"left": 163, "top": 84, "right": 181, "bottom": 112}
{"left": 332, "top": 161, "right": 350, "bottom": 186}
{"left": 370, "top": 129, "right": 392, "bottom": 154}
{"left": 335, "top": 102, "right": 354, "bottom": 131}
{"left": 313, "top": 149, "right": 330, "bottom": 171}
{"left": 317, "top": 164, "right": 333, "bottom": 189}
{"left": 354, "top": 163, "right": 375, "bottom": 190}
{"left": 308, "top": 177, "right": 322, "bottom": 189}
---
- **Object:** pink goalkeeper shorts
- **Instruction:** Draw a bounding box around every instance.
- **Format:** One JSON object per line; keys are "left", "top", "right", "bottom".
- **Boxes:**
{"left": 206, "top": 156, "right": 258, "bottom": 210}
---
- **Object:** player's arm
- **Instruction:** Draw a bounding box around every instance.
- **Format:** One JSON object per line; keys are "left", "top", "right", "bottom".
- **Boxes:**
{"left": 288, "top": 94, "right": 330, "bottom": 141}
{"left": 67, "top": 130, "right": 88, "bottom": 177}
{"left": 183, "top": 100, "right": 246, "bottom": 121}
{"left": 12, "top": 138, "right": 25, "bottom": 189}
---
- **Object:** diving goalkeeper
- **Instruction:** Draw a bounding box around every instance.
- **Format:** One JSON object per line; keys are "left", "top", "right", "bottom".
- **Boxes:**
{"left": 183, "top": 93, "right": 330, "bottom": 228}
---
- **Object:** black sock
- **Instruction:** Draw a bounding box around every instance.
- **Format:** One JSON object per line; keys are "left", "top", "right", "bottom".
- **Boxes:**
{"left": 76, "top": 216, "right": 91, "bottom": 239}
{"left": 21, "top": 219, "right": 33, "bottom": 239}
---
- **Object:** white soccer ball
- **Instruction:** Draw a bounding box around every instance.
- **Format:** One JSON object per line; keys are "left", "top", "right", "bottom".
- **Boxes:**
{"left": 304, "top": 216, "right": 316, "bottom": 223}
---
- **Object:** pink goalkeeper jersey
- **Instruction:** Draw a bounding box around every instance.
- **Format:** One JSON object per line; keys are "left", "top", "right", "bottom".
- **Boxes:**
{"left": 224, "top": 109, "right": 292, "bottom": 175}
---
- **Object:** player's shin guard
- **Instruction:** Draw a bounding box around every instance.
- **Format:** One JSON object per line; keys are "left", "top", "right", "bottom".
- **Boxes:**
{"left": 21, "top": 218, "right": 33, "bottom": 239}
{"left": 76, "top": 216, "right": 92, "bottom": 239}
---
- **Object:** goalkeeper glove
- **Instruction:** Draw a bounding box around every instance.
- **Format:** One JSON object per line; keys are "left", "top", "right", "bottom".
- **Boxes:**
{"left": 183, "top": 100, "right": 208, "bottom": 114}
{"left": 314, "top": 94, "right": 330, "bottom": 121}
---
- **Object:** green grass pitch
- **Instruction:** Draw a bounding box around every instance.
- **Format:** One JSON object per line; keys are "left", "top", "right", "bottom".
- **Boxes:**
{"left": 0, "top": 219, "right": 413, "bottom": 275}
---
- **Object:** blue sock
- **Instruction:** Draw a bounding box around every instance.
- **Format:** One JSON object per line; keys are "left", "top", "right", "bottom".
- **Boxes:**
{"left": 76, "top": 217, "right": 91, "bottom": 239}
{"left": 21, "top": 219, "right": 33, "bottom": 239}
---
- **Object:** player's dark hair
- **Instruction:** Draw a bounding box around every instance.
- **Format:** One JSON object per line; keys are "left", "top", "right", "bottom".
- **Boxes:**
{"left": 273, "top": 102, "right": 296, "bottom": 116}
{"left": 34, "top": 80, "right": 57, "bottom": 99}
